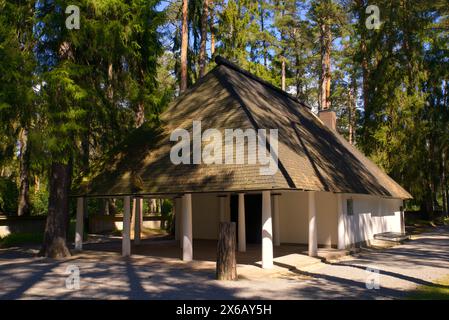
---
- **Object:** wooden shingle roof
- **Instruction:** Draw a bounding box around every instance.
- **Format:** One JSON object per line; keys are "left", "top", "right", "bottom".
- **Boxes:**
{"left": 78, "top": 57, "right": 411, "bottom": 199}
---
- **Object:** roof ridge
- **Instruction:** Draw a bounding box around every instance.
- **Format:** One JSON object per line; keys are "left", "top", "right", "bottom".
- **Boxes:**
{"left": 214, "top": 56, "right": 311, "bottom": 110}
{"left": 215, "top": 66, "right": 297, "bottom": 189}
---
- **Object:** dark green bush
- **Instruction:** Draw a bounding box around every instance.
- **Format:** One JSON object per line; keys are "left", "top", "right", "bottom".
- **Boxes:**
{"left": 161, "top": 199, "right": 173, "bottom": 231}
{"left": 0, "top": 177, "right": 18, "bottom": 215}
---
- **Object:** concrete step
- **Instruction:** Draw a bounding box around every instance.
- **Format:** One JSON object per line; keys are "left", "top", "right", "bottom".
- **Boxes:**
{"left": 374, "top": 232, "right": 410, "bottom": 244}
{"left": 316, "top": 248, "right": 351, "bottom": 262}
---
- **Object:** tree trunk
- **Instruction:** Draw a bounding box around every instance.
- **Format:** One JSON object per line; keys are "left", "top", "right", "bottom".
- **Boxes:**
{"left": 39, "top": 162, "right": 72, "bottom": 258}
{"left": 135, "top": 101, "right": 145, "bottom": 128}
{"left": 259, "top": 0, "right": 267, "bottom": 67}
{"left": 216, "top": 222, "right": 237, "bottom": 281}
{"left": 442, "top": 150, "right": 448, "bottom": 216}
{"left": 320, "top": 22, "right": 331, "bottom": 110}
{"left": 107, "top": 62, "right": 114, "bottom": 101}
{"left": 293, "top": 27, "right": 302, "bottom": 99}
{"left": 81, "top": 129, "right": 89, "bottom": 175}
{"left": 17, "top": 127, "right": 31, "bottom": 216}
{"left": 210, "top": 1, "right": 215, "bottom": 57}
{"left": 34, "top": 175, "right": 40, "bottom": 194}
{"left": 446, "top": 179, "right": 449, "bottom": 217}
{"left": 281, "top": 59, "right": 286, "bottom": 91}
{"left": 349, "top": 75, "right": 357, "bottom": 145}
{"left": 180, "top": 0, "right": 188, "bottom": 93}
{"left": 199, "top": 0, "right": 209, "bottom": 78}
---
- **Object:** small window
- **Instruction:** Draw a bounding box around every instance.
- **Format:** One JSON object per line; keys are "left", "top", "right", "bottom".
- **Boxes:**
{"left": 347, "top": 199, "right": 354, "bottom": 216}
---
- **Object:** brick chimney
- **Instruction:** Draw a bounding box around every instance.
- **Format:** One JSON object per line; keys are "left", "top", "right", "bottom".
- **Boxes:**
{"left": 318, "top": 109, "right": 337, "bottom": 131}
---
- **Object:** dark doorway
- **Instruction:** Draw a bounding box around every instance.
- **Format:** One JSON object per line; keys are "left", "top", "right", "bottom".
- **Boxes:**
{"left": 230, "top": 194, "right": 262, "bottom": 244}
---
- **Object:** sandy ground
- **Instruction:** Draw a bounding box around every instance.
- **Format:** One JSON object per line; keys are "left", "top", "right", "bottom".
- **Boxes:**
{"left": 0, "top": 227, "right": 448, "bottom": 300}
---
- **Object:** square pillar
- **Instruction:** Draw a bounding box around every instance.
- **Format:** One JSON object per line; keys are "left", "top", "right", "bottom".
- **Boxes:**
{"left": 337, "top": 194, "right": 345, "bottom": 250}
{"left": 134, "top": 197, "right": 143, "bottom": 245}
{"left": 262, "top": 190, "right": 273, "bottom": 269}
{"left": 272, "top": 193, "right": 281, "bottom": 246}
{"left": 75, "top": 197, "right": 84, "bottom": 251}
{"left": 122, "top": 196, "right": 131, "bottom": 257}
{"left": 182, "top": 193, "right": 193, "bottom": 261}
{"left": 238, "top": 193, "right": 246, "bottom": 252}
{"left": 308, "top": 191, "right": 318, "bottom": 257}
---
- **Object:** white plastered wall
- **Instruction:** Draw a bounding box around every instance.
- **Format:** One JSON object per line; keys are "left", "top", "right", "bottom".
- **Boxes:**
{"left": 191, "top": 193, "right": 221, "bottom": 239}
{"left": 342, "top": 194, "right": 403, "bottom": 246}
{"left": 278, "top": 191, "right": 337, "bottom": 246}
{"left": 189, "top": 191, "right": 403, "bottom": 247}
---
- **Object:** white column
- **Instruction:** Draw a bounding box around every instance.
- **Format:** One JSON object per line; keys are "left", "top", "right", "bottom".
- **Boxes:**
{"left": 182, "top": 193, "right": 193, "bottom": 261}
{"left": 238, "top": 193, "right": 246, "bottom": 252}
{"left": 308, "top": 191, "right": 318, "bottom": 257}
{"left": 337, "top": 194, "right": 345, "bottom": 250}
{"left": 262, "top": 190, "right": 273, "bottom": 269}
{"left": 272, "top": 194, "right": 281, "bottom": 246}
{"left": 75, "top": 197, "right": 84, "bottom": 251}
{"left": 134, "top": 197, "right": 142, "bottom": 245}
{"left": 122, "top": 196, "right": 131, "bottom": 257}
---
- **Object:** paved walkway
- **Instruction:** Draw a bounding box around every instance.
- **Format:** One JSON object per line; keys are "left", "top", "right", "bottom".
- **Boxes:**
{"left": 0, "top": 227, "right": 448, "bottom": 299}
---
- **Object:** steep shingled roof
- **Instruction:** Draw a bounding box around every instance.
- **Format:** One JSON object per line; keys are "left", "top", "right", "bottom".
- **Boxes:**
{"left": 77, "top": 57, "right": 412, "bottom": 199}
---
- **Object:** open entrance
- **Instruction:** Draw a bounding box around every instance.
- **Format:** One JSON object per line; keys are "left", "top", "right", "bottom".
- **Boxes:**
{"left": 230, "top": 194, "right": 262, "bottom": 244}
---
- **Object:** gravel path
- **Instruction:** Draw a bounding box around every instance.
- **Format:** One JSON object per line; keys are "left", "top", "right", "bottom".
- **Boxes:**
{"left": 1, "top": 227, "right": 448, "bottom": 300}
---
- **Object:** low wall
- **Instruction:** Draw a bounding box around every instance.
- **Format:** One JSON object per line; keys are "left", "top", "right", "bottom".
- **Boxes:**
{"left": 88, "top": 215, "right": 163, "bottom": 233}
{"left": 0, "top": 215, "right": 47, "bottom": 237}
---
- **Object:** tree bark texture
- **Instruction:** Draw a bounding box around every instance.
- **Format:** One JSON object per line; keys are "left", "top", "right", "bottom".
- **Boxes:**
{"left": 216, "top": 222, "right": 237, "bottom": 281}
{"left": 40, "top": 162, "right": 72, "bottom": 258}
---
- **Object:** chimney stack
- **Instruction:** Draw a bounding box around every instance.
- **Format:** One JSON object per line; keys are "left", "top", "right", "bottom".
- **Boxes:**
{"left": 318, "top": 110, "right": 337, "bottom": 131}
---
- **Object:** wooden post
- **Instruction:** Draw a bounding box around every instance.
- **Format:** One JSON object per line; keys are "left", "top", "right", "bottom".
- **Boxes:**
{"left": 216, "top": 222, "right": 237, "bottom": 281}
{"left": 75, "top": 197, "right": 84, "bottom": 251}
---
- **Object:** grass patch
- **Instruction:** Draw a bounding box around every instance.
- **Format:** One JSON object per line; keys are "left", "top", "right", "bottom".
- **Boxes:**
{"left": 409, "top": 276, "right": 449, "bottom": 300}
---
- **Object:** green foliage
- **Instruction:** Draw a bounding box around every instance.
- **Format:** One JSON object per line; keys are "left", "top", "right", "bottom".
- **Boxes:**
{"left": 0, "top": 177, "right": 18, "bottom": 215}
{"left": 1, "top": 0, "right": 448, "bottom": 222}
{"left": 161, "top": 199, "right": 173, "bottom": 231}
{"left": 408, "top": 276, "right": 449, "bottom": 300}
{"left": 30, "top": 189, "right": 49, "bottom": 216}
